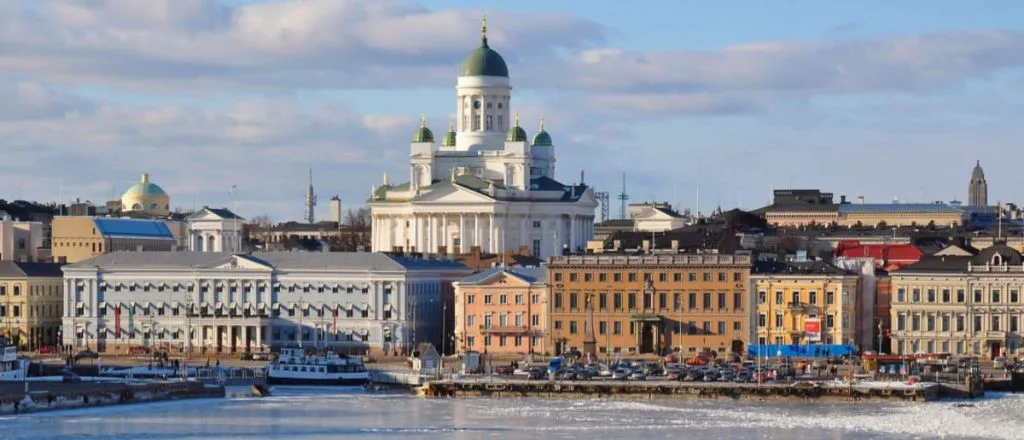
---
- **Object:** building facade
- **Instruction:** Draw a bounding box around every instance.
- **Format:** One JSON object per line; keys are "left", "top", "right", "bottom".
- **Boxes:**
{"left": 547, "top": 253, "right": 753, "bottom": 357}
{"left": 188, "top": 208, "right": 245, "bottom": 253}
{"left": 890, "top": 241, "right": 1024, "bottom": 358}
{"left": 0, "top": 262, "right": 64, "bottom": 350}
{"left": 60, "top": 252, "right": 471, "bottom": 357}
{"left": 51, "top": 217, "right": 177, "bottom": 264}
{"left": 0, "top": 215, "right": 46, "bottom": 262}
{"left": 453, "top": 267, "right": 547, "bottom": 356}
{"left": 752, "top": 261, "right": 860, "bottom": 348}
{"left": 368, "top": 19, "right": 597, "bottom": 258}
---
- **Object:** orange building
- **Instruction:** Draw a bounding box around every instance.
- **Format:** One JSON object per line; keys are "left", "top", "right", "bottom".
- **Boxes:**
{"left": 452, "top": 267, "right": 547, "bottom": 356}
{"left": 547, "top": 253, "right": 753, "bottom": 358}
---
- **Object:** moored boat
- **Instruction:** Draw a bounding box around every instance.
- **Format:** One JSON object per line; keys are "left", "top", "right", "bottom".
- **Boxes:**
{"left": 0, "top": 338, "right": 29, "bottom": 381}
{"left": 265, "top": 347, "right": 369, "bottom": 386}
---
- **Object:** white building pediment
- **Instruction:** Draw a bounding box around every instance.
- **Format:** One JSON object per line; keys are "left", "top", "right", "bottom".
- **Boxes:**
{"left": 210, "top": 255, "right": 274, "bottom": 271}
{"left": 413, "top": 184, "right": 494, "bottom": 205}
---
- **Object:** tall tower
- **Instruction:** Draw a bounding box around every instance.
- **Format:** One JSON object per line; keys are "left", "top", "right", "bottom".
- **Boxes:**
{"left": 968, "top": 160, "right": 988, "bottom": 207}
{"left": 329, "top": 196, "right": 342, "bottom": 224}
{"left": 304, "top": 169, "right": 317, "bottom": 223}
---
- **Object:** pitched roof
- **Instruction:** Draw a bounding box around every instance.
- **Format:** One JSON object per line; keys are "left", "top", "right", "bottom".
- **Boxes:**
{"left": 838, "top": 203, "right": 964, "bottom": 214}
{"left": 751, "top": 260, "right": 854, "bottom": 276}
{"left": 193, "top": 207, "right": 244, "bottom": 220}
{"left": 456, "top": 267, "right": 547, "bottom": 285}
{"left": 835, "top": 242, "right": 924, "bottom": 262}
{"left": 892, "top": 255, "right": 971, "bottom": 273}
{"left": 93, "top": 218, "right": 174, "bottom": 240}
{"left": 65, "top": 251, "right": 469, "bottom": 272}
{"left": 0, "top": 261, "right": 64, "bottom": 278}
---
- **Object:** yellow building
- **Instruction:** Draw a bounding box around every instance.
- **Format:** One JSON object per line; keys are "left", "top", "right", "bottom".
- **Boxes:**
{"left": 752, "top": 260, "right": 860, "bottom": 347}
{"left": 51, "top": 217, "right": 177, "bottom": 264}
{"left": 120, "top": 173, "right": 171, "bottom": 217}
{"left": 0, "top": 261, "right": 63, "bottom": 350}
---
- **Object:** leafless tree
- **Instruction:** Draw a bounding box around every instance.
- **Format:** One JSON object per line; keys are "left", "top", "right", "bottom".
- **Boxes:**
{"left": 339, "top": 207, "right": 372, "bottom": 251}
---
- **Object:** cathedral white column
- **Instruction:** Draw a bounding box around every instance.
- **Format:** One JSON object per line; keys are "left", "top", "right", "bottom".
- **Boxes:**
{"left": 569, "top": 214, "right": 576, "bottom": 253}
{"left": 412, "top": 215, "right": 420, "bottom": 252}
{"left": 442, "top": 214, "right": 450, "bottom": 252}
{"left": 474, "top": 214, "right": 481, "bottom": 251}
{"left": 459, "top": 214, "right": 466, "bottom": 253}
{"left": 426, "top": 215, "right": 434, "bottom": 254}
{"left": 519, "top": 215, "right": 527, "bottom": 249}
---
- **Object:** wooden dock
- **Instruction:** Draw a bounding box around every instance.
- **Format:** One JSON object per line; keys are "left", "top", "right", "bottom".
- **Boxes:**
{"left": 420, "top": 378, "right": 943, "bottom": 402}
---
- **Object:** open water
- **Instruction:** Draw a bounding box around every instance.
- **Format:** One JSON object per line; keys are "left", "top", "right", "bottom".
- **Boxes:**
{"left": 1, "top": 387, "right": 1021, "bottom": 439}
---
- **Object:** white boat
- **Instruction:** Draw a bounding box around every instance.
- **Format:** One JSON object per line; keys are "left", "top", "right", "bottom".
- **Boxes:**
{"left": 0, "top": 339, "right": 29, "bottom": 381}
{"left": 265, "top": 347, "right": 369, "bottom": 386}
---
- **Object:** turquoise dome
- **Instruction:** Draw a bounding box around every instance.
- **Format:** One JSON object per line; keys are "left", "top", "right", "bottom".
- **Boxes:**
{"left": 124, "top": 181, "right": 168, "bottom": 197}
{"left": 459, "top": 17, "right": 509, "bottom": 77}
{"left": 441, "top": 122, "right": 457, "bottom": 147}
{"left": 412, "top": 116, "right": 434, "bottom": 143}
{"left": 506, "top": 114, "right": 527, "bottom": 142}
{"left": 532, "top": 118, "right": 552, "bottom": 146}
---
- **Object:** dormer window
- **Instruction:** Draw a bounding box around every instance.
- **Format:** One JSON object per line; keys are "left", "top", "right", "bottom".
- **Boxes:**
{"left": 993, "top": 254, "right": 1003, "bottom": 266}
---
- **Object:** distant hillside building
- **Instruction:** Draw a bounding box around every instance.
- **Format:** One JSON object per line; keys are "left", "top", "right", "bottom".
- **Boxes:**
{"left": 0, "top": 214, "right": 46, "bottom": 262}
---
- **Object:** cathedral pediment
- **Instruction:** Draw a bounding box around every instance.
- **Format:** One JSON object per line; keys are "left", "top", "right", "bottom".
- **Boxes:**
{"left": 210, "top": 254, "right": 274, "bottom": 271}
{"left": 412, "top": 183, "right": 495, "bottom": 204}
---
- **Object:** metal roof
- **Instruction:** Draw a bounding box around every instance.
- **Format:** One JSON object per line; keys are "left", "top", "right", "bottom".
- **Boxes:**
{"left": 93, "top": 218, "right": 174, "bottom": 239}
{"left": 0, "top": 261, "right": 64, "bottom": 278}
{"left": 838, "top": 204, "right": 964, "bottom": 214}
{"left": 65, "top": 251, "right": 470, "bottom": 272}
{"left": 456, "top": 267, "right": 547, "bottom": 285}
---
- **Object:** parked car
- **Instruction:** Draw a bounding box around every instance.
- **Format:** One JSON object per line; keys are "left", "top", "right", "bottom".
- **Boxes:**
{"left": 628, "top": 371, "right": 647, "bottom": 381}
{"left": 495, "top": 365, "right": 515, "bottom": 375}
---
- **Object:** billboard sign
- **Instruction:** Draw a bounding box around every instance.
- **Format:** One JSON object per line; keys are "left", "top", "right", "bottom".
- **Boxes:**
{"left": 804, "top": 318, "right": 822, "bottom": 342}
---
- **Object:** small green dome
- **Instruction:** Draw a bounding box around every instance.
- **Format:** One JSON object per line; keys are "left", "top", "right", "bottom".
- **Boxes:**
{"left": 506, "top": 113, "right": 527, "bottom": 142}
{"left": 441, "top": 121, "right": 457, "bottom": 147}
{"left": 412, "top": 115, "right": 434, "bottom": 143}
{"left": 459, "top": 17, "right": 509, "bottom": 78}
{"left": 532, "top": 118, "right": 552, "bottom": 146}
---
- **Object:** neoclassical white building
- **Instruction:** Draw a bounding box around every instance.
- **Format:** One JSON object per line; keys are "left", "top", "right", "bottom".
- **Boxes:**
{"left": 369, "top": 18, "right": 597, "bottom": 258}
{"left": 188, "top": 207, "right": 245, "bottom": 252}
{"left": 61, "top": 251, "right": 471, "bottom": 356}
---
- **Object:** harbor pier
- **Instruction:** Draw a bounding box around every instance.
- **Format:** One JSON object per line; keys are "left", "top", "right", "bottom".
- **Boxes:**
{"left": 0, "top": 380, "right": 226, "bottom": 415}
{"left": 421, "top": 378, "right": 944, "bottom": 402}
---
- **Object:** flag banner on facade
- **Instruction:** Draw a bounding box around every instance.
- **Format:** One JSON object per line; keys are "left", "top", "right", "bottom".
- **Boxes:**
{"left": 114, "top": 305, "right": 122, "bottom": 338}
{"left": 128, "top": 306, "right": 135, "bottom": 335}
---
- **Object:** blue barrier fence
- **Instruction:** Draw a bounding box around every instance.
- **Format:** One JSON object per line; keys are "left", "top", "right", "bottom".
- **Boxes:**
{"left": 747, "top": 344, "right": 856, "bottom": 358}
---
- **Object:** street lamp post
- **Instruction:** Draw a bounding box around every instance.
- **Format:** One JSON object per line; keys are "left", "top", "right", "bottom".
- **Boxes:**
{"left": 441, "top": 302, "right": 447, "bottom": 357}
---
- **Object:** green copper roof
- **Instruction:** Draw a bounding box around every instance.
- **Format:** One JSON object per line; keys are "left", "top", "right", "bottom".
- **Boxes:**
{"left": 459, "top": 18, "right": 509, "bottom": 77}
{"left": 506, "top": 113, "right": 527, "bottom": 142}
{"left": 412, "top": 116, "right": 434, "bottom": 143}
{"left": 532, "top": 118, "right": 552, "bottom": 146}
{"left": 441, "top": 122, "right": 457, "bottom": 147}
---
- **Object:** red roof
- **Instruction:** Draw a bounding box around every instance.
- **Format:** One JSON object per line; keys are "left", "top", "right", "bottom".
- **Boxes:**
{"left": 836, "top": 241, "right": 923, "bottom": 269}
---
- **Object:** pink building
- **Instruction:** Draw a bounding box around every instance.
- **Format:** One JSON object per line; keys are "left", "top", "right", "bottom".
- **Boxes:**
{"left": 453, "top": 267, "right": 547, "bottom": 356}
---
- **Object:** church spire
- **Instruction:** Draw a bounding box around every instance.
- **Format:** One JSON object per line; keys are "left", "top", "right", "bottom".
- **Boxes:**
{"left": 481, "top": 14, "right": 488, "bottom": 47}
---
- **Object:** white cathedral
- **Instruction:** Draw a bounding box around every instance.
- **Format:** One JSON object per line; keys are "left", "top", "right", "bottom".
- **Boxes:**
{"left": 369, "top": 18, "right": 598, "bottom": 259}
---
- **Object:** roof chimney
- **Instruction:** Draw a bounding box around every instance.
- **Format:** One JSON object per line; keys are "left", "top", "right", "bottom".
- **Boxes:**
{"left": 856, "top": 196, "right": 865, "bottom": 205}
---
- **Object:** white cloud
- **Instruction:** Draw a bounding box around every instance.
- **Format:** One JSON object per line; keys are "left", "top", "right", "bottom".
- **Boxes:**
{"left": 1, "top": 0, "right": 1024, "bottom": 219}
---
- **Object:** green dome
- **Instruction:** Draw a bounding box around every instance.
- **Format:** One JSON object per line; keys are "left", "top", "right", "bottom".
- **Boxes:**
{"left": 532, "top": 118, "right": 552, "bottom": 146}
{"left": 506, "top": 113, "right": 527, "bottom": 142}
{"left": 441, "top": 121, "right": 457, "bottom": 147}
{"left": 412, "top": 116, "right": 434, "bottom": 143}
{"left": 459, "top": 17, "right": 509, "bottom": 77}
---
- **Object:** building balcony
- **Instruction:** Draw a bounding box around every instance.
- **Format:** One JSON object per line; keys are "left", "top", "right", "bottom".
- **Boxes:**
{"left": 478, "top": 325, "right": 533, "bottom": 335}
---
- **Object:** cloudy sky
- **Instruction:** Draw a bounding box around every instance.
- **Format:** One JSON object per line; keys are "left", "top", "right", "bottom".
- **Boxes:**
{"left": 2, "top": 0, "right": 1023, "bottom": 222}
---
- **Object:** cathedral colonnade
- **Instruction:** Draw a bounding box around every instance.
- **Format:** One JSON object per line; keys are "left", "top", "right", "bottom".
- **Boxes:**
{"left": 372, "top": 212, "right": 594, "bottom": 257}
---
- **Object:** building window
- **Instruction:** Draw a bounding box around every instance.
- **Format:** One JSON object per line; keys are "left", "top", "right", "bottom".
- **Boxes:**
{"left": 992, "top": 316, "right": 1001, "bottom": 332}
{"left": 613, "top": 321, "right": 622, "bottom": 335}
{"left": 927, "top": 289, "right": 935, "bottom": 303}
{"left": 957, "top": 289, "right": 965, "bottom": 303}
{"left": 499, "top": 294, "right": 508, "bottom": 305}
{"left": 1012, "top": 290, "right": 1020, "bottom": 303}
{"left": 758, "top": 313, "right": 767, "bottom": 327}
{"left": 717, "top": 272, "right": 726, "bottom": 282}
{"left": 688, "top": 292, "right": 697, "bottom": 310}
{"left": 974, "top": 290, "right": 983, "bottom": 303}
{"left": 484, "top": 294, "right": 493, "bottom": 305}
{"left": 911, "top": 315, "right": 921, "bottom": 331}
{"left": 688, "top": 273, "right": 696, "bottom": 282}
{"left": 774, "top": 314, "right": 783, "bottom": 328}
{"left": 702, "top": 273, "right": 711, "bottom": 282}
{"left": 973, "top": 316, "right": 983, "bottom": 332}
{"left": 897, "top": 288, "right": 906, "bottom": 303}
{"left": 553, "top": 293, "right": 562, "bottom": 309}
{"left": 628, "top": 293, "right": 637, "bottom": 310}
{"left": 809, "top": 291, "right": 817, "bottom": 305}
{"left": 703, "top": 292, "right": 712, "bottom": 310}
{"left": 598, "top": 321, "right": 607, "bottom": 335}
{"left": 569, "top": 321, "right": 578, "bottom": 334}
{"left": 941, "top": 289, "right": 951, "bottom": 303}
{"left": 554, "top": 273, "right": 563, "bottom": 282}
{"left": 614, "top": 293, "right": 622, "bottom": 309}
{"left": 912, "top": 288, "right": 920, "bottom": 302}
{"left": 825, "top": 291, "right": 835, "bottom": 305}
{"left": 897, "top": 313, "right": 906, "bottom": 331}
{"left": 717, "top": 321, "right": 726, "bottom": 335}
{"left": 758, "top": 291, "right": 767, "bottom": 304}
{"left": 992, "top": 290, "right": 1001, "bottom": 303}
{"left": 775, "top": 291, "right": 783, "bottom": 305}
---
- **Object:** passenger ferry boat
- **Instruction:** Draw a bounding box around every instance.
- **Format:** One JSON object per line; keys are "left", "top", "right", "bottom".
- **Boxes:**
{"left": 0, "top": 338, "right": 28, "bottom": 381}
{"left": 265, "top": 347, "right": 369, "bottom": 386}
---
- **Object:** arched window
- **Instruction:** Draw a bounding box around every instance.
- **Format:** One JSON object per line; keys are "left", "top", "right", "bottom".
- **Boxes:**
{"left": 149, "top": 203, "right": 159, "bottom": 210}
{"left": 993, "top": 254, "right": 1003, "bottom": 266}
{"left": 486, "top": 115, "right": 493, "bottom": 131}
{"left": 131, "top": 203, "right": 143, "bottom": 210}
{"left": 208, "top": 235, "right": 216, "bottom": 252}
